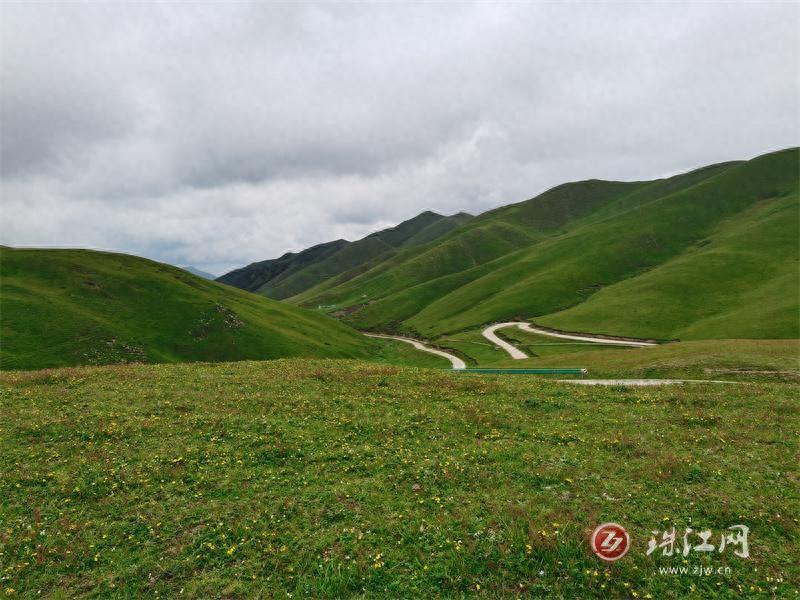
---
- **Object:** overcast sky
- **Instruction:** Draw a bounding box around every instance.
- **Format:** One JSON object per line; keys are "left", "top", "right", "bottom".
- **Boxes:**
{"left": 1, "top": 2, "right": 798, "bottom": 275}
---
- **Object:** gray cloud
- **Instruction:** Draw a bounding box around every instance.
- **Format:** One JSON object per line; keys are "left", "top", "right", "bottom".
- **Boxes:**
{"left": 1, "top": 2, "right": 798, "bottom": 275}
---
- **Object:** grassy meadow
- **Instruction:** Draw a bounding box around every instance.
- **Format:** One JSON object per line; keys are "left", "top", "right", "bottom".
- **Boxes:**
{"left": 1, "top": 359, "right": 797, "bottom": 598}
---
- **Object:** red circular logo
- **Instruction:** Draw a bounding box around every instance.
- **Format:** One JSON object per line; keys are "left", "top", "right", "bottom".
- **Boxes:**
{"left": 590, "top": 522, "right": 630, "bottom": 561}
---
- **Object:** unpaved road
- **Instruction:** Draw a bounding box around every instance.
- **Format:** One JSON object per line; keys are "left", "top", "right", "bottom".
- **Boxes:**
{"left": 363, "top": 332, "right": 741, "bottom": 384}
{"left": 364, "top": 333, "right": 466, "bottom": 369}
{"left": 483, "top": 321, "right": 657, "bottom": 359}
{"left": 481, "top": 323, "right": 529, "bottom": 359}
{"left": 559, "top": 379, "right": 743, "bottom": 386}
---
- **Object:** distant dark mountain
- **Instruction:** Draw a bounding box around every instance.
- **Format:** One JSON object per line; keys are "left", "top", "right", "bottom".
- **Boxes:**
{"left": 180, "top": 266, "right": 216, "bottom": 280}
{"left": 217, "top": 211, "right": 473, "bottom": 300}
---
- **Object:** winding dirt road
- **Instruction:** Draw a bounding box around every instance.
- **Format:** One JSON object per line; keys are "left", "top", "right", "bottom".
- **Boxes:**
{"left": 360, "top": 326, "right": 742, "bottom": 387}
{"left": 482, "top": 321, "right": 657, "bottom": 359}
{"left": 364, "top": 333, "right": 466, "bottom": 369}
{"left": 481, "top": 323, "right": 529, "bottom": 359}
{"left": 559, "top": 379, "right": 744, "bottom": 386}
{"left": 362, "top": 331, "right": 741, "bottom": 386}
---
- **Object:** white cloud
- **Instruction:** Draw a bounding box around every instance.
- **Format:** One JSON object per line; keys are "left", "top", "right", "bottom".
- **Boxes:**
{"left": 1, "top": 2, "right": 797, "bottom": 275}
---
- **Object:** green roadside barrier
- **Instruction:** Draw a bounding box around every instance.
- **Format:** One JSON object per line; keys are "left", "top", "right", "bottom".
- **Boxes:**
{"left": 453, "top": 368, "right": 587, "bottom": 377}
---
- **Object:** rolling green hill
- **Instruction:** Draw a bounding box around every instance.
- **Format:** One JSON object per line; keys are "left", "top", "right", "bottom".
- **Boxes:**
{"left": 218, "top": 211, "right": 472, "bottom": 300}
{"left": 539, "top": 192, "right": 799, "bottom": 340}
{"left": 0, "top": 247, "right": 380, "bottom": 370}
{"left": 294, "top": 148, "right": 799, "bottom": 341}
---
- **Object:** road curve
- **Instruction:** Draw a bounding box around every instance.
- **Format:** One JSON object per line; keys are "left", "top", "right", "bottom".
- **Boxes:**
{"left": 483, "top": 321, "right": 657, "bottom": 360}
{"left": 482, "top": 323, "right": 529, "bottom": 359}
{"left": 364, "top": 333, "right": 466, "bottom": 370}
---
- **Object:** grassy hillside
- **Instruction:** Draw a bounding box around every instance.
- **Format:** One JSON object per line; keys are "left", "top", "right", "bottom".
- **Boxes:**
{"left": 218, "top": 211, "right": 472, "bottom": 301}
{"left": 0, "top": 248, "right": 380, "bottom": 370}
{"left": 406, "top": 149, "right": 798, "bottom": 337}
{"left": 296, "top": 148, "right": 798, "bottom": 340}
{"left": 539, "top": 193, "right": 799, "bottom": 340}
{"left": 1, "top": 359, "right": 796, "bottom": 597}
{"left": 292, "top": 180, "right": 649, "bottom": 311}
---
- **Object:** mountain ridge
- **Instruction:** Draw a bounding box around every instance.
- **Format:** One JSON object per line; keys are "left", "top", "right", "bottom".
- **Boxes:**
{"left": 287, "top": 148, "right": 798, "bottom": 341}
{"left": 217, "top": 210, "right": 473, "bottom": 300}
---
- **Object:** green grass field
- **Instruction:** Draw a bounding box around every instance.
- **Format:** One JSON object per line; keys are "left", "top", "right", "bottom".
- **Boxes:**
{"left": 1, "top": 359, "right": 797, "bottom": 598}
